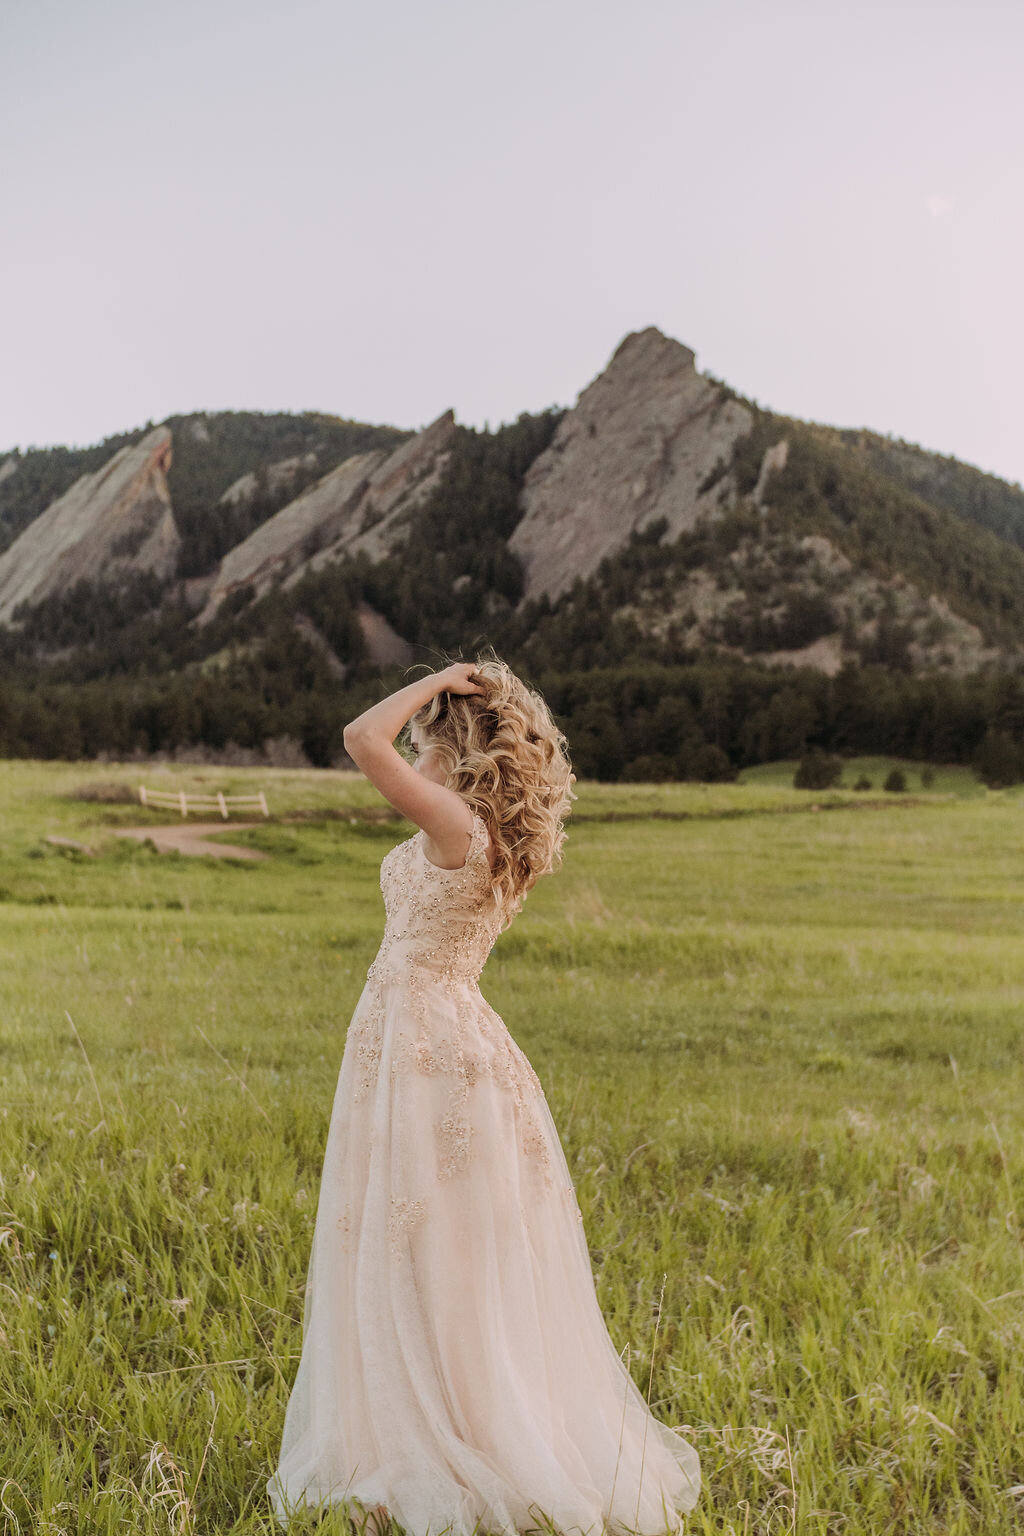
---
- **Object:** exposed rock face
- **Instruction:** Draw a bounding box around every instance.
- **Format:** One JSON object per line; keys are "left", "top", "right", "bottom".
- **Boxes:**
{"left": 615, "top": 520, "right": 1017, "bottom": 679}
{"left": 290, "top": 602, "right": 415, "bottom": 678}
{"left": 356, "top": 601, "right": 415, "bottom": 667}
{"left": 196, "top": 411, "right": 455, "bottom": 624}
{"left": 752, "top": 438, "right": 790, "bottom": 509}
{"left": 0, "top": 426, "right": 178, "bottom": 625}
{"left": 291, "top": 613, "right": 347, "bottom": 678}
{"left": 508, "top": 328, "right": 754, "bottom": 603}
{"left": 196, "top": 450, "right": 381, "bottom": 623}
{"left": 292, "top": 410, "right": 456, "bottom": 572}
{"left": 218, "top": 452, "right": 320, "bottom": 508}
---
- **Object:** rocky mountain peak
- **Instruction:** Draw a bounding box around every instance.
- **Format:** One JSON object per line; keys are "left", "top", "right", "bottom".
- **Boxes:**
{"left": 508, "top": 327, "right": 754, "bottom": 603}
{"left": 607, "top": 325, "right": 698, "bottom": 379}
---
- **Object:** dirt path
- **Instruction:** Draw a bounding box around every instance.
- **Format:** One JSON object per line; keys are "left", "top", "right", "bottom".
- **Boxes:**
{"left": 111, "top": 822, "right": 270, "bottom": 861}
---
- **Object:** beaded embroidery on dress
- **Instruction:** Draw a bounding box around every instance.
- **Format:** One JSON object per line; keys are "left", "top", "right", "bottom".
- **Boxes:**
{"left": 268, "top": 809, "right": 701, "bottom": 1534}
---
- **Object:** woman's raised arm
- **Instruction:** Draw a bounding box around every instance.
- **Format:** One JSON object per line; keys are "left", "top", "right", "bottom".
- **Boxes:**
{"left": 342, "top": 664, "right": 483, "bottom": 852}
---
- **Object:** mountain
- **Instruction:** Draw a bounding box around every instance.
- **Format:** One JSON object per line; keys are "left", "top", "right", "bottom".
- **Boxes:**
{"left": 0, "top": 426, "right": 177, "bottom": 625}
{"left": 509, "top": 328, "right": 755, "bottom": 602}
{"left": 194, "top": 410, "right": 456, "bottom": 624}
{"left": 1, "top": 327, "right": 1023, "bottom": 781}
{"left": 0, "top": 410, "right": 409, "bottom": 579}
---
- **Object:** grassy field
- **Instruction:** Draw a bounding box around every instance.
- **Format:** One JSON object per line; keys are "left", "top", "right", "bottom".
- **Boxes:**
{"left": 1, "top": 755, "right": 1022, "bottom": 1535}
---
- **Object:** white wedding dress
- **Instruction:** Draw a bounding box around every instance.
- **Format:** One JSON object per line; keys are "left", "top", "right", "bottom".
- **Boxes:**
{"left": 267, "top": 809, "right": 701, "bottom": 1534}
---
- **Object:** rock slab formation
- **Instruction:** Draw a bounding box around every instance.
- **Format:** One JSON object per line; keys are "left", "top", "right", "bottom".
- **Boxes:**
{"left": 509, "top": 328, "right": 754, "bottom": 603}
{"left": 218, "top": 452, "right": 321, "bottom": 509}
{"left": 197, "top": 411, "right": 456, "bottom": 624}
{"left": 0, "top": 425, "right": 178, "bottom": 625}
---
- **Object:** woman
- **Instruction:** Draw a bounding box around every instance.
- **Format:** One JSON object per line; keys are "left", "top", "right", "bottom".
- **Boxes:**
{"left": 267, "top": 655, "right": 702, "bottom": 1534}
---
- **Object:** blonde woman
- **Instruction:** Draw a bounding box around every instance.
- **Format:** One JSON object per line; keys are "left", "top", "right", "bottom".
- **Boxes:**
{"left": 267, "top": 654, "right": 701, "bottom": 1534}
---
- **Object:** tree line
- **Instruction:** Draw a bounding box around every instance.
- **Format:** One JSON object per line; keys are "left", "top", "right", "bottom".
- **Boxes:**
{"left": 2, "top": 648, "right": 1022, "bottom": 787}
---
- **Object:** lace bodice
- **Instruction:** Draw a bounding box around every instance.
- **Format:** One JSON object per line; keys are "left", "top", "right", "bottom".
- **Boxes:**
{"left": 366, "top": 809, "right": 505, "bottom": 990}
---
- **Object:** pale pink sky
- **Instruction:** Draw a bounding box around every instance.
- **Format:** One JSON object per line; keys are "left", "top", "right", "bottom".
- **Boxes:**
{"left": 1, "top": 0, "right": 1022, "bottom": 488}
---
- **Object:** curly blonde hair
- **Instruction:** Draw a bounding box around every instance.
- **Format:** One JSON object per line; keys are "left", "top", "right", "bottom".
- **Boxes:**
{"left": 407, "top": 651, "right": 576, "bottom": 929}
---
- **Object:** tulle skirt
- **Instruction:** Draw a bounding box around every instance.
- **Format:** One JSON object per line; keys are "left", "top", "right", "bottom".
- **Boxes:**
{"left": 267, "top": 971, "right": 701, "bottom": 1534}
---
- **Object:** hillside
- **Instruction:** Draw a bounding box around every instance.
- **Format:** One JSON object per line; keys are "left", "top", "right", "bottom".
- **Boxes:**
{"left": 828, "top": 425, "right": 1024, "bottom": 554}
{"left": 1, "top": 327, "right": 1022, "bottom": 783}
{"left": 0, "top": 410, "right": 409, "bottom": 573}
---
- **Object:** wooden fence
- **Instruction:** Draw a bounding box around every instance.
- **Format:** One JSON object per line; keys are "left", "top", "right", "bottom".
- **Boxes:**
{"left": 138, "top": 786, "right": 269, "bottom": 819}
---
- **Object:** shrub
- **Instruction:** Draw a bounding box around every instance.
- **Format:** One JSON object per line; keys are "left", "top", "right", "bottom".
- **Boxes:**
{"left": 972, "top": 727, "right": 1024, "bottom": 788}
{"left": 794, "top": 750, "right": 843, "bottom": 789}
{"left": 883, "top": 767, "right": 907, "bottom": 792}
{"left": 775, "top": 590, "right": 839, "bottom": 650}
{"left": 682, "top": 742, "right": 737, "bottom": 783}
{"left": 68, "top": 781, "right": 137, "bottom": 803}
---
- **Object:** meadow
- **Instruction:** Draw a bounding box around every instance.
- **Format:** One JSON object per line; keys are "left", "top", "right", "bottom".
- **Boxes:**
{"left": 1, "top": 755, "right": 1022, "bottom": 1535}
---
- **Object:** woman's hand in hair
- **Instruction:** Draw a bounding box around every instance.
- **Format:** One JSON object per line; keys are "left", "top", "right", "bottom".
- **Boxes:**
{"left": 342, "top": 662, "right": 486, "bottom": 854}
{"left": 435, "top": 663, "right": 485, "bottom": 697}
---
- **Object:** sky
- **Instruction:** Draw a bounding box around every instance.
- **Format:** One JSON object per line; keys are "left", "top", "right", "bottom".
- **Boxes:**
{"left": 2, "top": 0, "right": 1022, "bottom": 489}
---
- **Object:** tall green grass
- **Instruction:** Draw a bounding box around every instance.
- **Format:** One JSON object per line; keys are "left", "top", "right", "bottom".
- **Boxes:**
{"left": 1, "top": 759, "right": 1022, "bottom": 1533}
